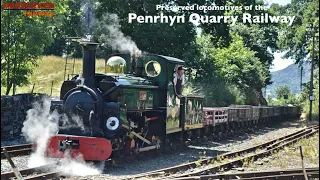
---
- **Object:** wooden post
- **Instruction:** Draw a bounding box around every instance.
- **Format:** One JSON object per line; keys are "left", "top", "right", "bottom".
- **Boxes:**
{"left": 299, "top": 146, "right": 308, "bottom": 180}
{"left": 31, "top": 84, "right": 35, "bottom": 94}
{"left": 50, "top": 81, "right": 53, "bottom": 96}
{"left": 2, "top": 148, "right": 24, "bottom": 180}
{"left": 5, "top": 79, "right": 13, "bottom": 95}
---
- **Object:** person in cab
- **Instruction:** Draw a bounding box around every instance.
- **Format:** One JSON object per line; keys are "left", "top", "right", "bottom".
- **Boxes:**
{"left": 173, "top": 66, "right": 186, "bottom": 98}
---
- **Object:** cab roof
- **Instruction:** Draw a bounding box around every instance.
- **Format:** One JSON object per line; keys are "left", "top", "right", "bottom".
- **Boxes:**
{"left": 157, "top": 54, "right": 185, "bottom": 63}
{"left": 107, "top": 53, "right": 185, "bottom": 64}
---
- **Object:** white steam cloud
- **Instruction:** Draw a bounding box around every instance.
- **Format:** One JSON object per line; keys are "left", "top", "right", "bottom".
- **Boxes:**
{"left": 21, "top": 97, "right": 102, "bottom": 176}
{"left": 80, "top": 0, "right": 142, "bottom": 55}
{"left": 96, "top": 13, "right": 142, "bottom": 56}
{"left": 58, "top": 153, "right": 101, "bottom": 176}
{"left": 81, "top": 0, "right": 97, "bottom": 35}
{"left": 21, "top": 98, "right": 58, "bottom": 168}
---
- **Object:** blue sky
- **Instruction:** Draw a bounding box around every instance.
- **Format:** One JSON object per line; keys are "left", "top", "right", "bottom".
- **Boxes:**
{"left": 264, "top": 0, "right": 294, "bottom": 72}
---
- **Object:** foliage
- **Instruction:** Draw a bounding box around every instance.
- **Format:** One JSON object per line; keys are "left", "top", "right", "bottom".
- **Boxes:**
{"left": 94, "top": 0, "right": 197, "bottom": 61}
{"left": 271, "top": 0, "right": 318, "bottom": 118}
{"left": 302, "top": 68, "right": 319, "bottom": 120}
{"left": 43, "top": 0, "right": 84, "bottom": 57}
{"left": 228, "top": 0, "right": 280, "bottom": 87}
{"left": 194, "top": 33, "right": 269, "bottom": 105}
{"left": 276, "top": 0, "right": 319, "bottom": 66}
{"left": 1, "top": 0, "right": 68, "bottom": 94}
{"left": 275, "top": 85, "right": 290, "bottom": 100}
{"left": 191, "top": 33, "right": 235, "bottom": 106}
{"left": 268, "top": 85, "right": 301, "bottom": 106}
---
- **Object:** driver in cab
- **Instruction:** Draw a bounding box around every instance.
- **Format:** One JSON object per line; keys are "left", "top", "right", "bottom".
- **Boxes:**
{"left": 173, "top": 66, "right": 186, "bottom": 98}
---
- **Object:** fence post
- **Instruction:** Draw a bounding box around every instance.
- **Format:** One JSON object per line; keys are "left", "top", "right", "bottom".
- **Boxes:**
{"left": 50, "top": 81, "right": 53, "bottom": 96}
{"left": 31, "top": 84, "right": 35, "bottom": 94}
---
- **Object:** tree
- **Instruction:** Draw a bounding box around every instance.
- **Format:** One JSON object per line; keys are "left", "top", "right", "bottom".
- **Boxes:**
{"left": 228, "top": 0, "right": 281, "bottom": 88}
{"left": 300, "top": 68, "right": 319, "bottom": 120}
{"left": 225, "top": 0, "right": 280, "bottom": 104}
{"left": 267, "top": 95, "right": 273, "bottom": 105}
{"left": 273, "top": 0, "right": 319, "bottom": 117}
{"left": 94, "top": 0, "right": 197, "bottom": 61}
{"left": 192, "top": 33, "right": 269, "bottom": 105}
{"left": 43, "top": 0, "right": 84, "bottom": 57}
{"left": 276, "top": 0, "right": 319, "bottom": 66}
{"left": 275, "top": 86, "right": 290, "bottom": 100}
{"left": 1, "top": 0, "right": 67, "bottom": 95}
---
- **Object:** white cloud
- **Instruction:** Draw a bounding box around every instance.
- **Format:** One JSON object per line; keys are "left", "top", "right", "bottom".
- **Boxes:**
{"left": 270, "top": 51, "right": 294, "bottom": 72}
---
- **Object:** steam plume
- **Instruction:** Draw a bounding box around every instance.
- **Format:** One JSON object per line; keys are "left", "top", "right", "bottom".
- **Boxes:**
{"left": 95, "top": 13, "right": 142, "bottom": 56}
{"left": 81, "top": 0, "right": 97, "bottom": 35}
{"left": 21, "top": 97, "right": 101, "bottom": 176}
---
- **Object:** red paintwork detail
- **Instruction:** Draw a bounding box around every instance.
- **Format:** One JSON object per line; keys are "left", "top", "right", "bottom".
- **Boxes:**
{"left": 203, "top": 108, "right": 228, "bottom": 126}
{"left": 146, "top": 116, "right": 158, "bottom": 121}
{"left": 45, "top": 135, "right": 112, "bottom": 161}
{"left": 203, "top": 109, "right": 214, "bottom": 126}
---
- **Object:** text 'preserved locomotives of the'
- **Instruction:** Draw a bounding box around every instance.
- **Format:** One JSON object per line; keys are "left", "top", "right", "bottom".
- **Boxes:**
{"left": 46, "top": 40, "right": 301, "bottom": 161}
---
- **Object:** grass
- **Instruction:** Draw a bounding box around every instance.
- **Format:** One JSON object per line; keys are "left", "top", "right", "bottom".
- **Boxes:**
{"left": 1, "top": 55, "right": 106, "bottom": 97}
{"left": 202, "top": 132, "right": 319, "bottom": 173}
{"left": 245, "top": 133, "right": 319, "bottom": 170}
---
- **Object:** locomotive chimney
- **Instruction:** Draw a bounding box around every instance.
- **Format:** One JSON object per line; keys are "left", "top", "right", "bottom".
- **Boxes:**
{"left": 80, "top": 41, "right": 99, "bottom": 87}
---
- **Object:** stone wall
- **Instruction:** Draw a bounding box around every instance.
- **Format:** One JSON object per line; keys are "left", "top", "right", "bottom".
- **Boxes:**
{"left": 1, "top": 93, "right": 47, "bottom": 140}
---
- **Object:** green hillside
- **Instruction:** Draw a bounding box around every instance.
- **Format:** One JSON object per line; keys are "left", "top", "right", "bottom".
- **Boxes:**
{"left": 267, "top": 62, "right": 311, "bottom": 96}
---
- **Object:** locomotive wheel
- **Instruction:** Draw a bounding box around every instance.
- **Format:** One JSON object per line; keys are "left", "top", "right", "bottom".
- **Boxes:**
{"left": 195, "top": 129, "right": 201, "bottom": 143}
{"left": 163, "top": 139, "right": 171, "bottom": 153}
{"left": 152, "top": 137, "right": 163, "bottom": 155}
{"left": 204, "top": 127, "right": 210, "bottom": 137}
{"left": 186, "top": 131, "right": 192, "bottom": 141}
{"left": 218, "top": 132, "right": 223, "bottom": 140}
{"left": 113, "top": 148, "right": 126, "bottom": 159}
{"left": 229, "top": 129, "right": 234, "bottom": 136}
{"left": 154, "top": 146, "right": 163, "bottom": 155}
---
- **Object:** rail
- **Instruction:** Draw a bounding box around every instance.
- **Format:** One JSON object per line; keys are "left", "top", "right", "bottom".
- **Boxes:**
{"left": 124, "top": 125, "right": 319, "bottom": 179}
{"left": 1, "top": 144, "right": 33, "bottom": 159}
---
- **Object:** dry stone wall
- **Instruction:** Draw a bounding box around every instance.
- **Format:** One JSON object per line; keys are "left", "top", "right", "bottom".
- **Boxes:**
{"left": 1, "top": 93, "right": 47, "bottom": 140}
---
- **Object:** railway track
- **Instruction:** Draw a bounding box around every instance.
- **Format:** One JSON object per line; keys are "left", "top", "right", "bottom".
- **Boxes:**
{"left": 124, "top": 125, "right": 319, "bottom": 179}
{"left": 1, "top": 164, "right": 62, "bottom": 180}
{"left": 1, "top": 144, "right": 33, "bottom": 159}
{"left": 1, "top": 125, "right": 317, "bottom": 180}
{"left": 174, "top": 167, "right": 319, "bottom": 180}
{"left": 1, "top": 145, "right": 62, "bottom": 180}
{"left": 1, "top": 146, "right": 62, "bottom": 180}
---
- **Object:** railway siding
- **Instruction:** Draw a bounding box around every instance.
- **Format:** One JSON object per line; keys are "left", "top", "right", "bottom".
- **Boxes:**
{"left": 123, "top": 125, "right": 319, "bottom": 179}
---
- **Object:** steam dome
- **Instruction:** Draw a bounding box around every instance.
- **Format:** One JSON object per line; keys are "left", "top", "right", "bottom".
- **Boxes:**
{"left": 106, "top": 56, "right": 127, "bottom": 75}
